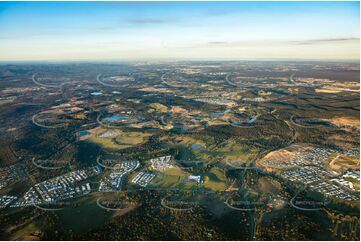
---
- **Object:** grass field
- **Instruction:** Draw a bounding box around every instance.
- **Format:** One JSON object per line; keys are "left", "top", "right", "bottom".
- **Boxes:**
{"left": 329, "top": 154, "right": 360, "bottom": 170}
{"left": 10, "top": 222, "right": 39, "bottom": 241}
{"left": 151, "top": 167, "right": 191, "bottom": 188}
{"left": 217, "top": 139, "right": 260, "bottom": 162}
{"left": 257, "top": 176, "right": 282, "bottom": 194}
{"left": 203, "top": 167, "right": 229, "bottom": 191}
{"left": 154, "top": 174, "right": 183, "bottom": 188}
{"left": 149, "top": 103, "right": 168, "bottom": 112}
{"left": 173, "top": 136, "right": 209, "bottom": 150}
{"left": 87, "top": 128, "right": 151, "bottom": 150}
{"left": 163, "top": 167, "right": 188, "bottom": 176}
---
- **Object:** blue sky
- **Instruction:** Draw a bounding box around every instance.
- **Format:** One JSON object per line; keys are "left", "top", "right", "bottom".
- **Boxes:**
{"left": 0, "top": 1, "right": 359, "bottom": 61}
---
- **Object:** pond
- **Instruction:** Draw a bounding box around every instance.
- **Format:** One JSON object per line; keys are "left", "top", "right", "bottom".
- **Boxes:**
{"left": 247, "top": 115, "right": 256, "bottom": 124}
{"left": 90, "top": 92, "right": 103, "bottom": 96}
{"left": 191, "top": 144, "right": 201, "bottom": 150}
{"left": 212, "top": 111, "right": 224, "bottom": 116}
{"left": 79, "top": 131, "right": 91, "bottom": 137}
{"left": 103, "top": 115, "right": 129, "bottom": 122}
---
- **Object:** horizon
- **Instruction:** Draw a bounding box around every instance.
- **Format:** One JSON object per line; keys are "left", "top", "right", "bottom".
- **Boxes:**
{"left": 0, "top": 1, "right": 360, "bottom": 61}
{"left": 0, "top": 58, "right": 360, "bottom": 64}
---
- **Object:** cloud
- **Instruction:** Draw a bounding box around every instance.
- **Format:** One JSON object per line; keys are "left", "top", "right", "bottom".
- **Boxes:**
{"left": 93, "top": 17, "right": 179, "bottom": 32}
{"left": 292, "top": 37, "right": 359, "bottom": 45}
{"left": 204, "top": 38, "right": 360, "bottom": 48}
{"left": 207, "top": 41, "right": 228, "bottom": 45}
{"left": 205, "top": 40, "right": 275, "bottom": 48}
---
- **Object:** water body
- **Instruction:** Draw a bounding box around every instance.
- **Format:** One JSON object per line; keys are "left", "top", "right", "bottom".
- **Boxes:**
{"left": 173, "top": 124, "right": 187, "bottom": 131}
{"left": 103, "top": 115, "right": 129, "bottom": 122}
{"left": 247, "top": 115, "right": 256, "bottom": 124}
{"left": 202, "top": 121, "right": 209, "bottom": 127}
{"left": 135, "top": 115, "right": 145, "bottom": 120}
{"left": 90, "top": 92, "right": 103, "bottom": 96}
{"left": 142, "top": 124, "right": 159, "bottom": 131}
{"left": 212, "top": 111, "right": 224, "bottom": 116}
{"left": 79, "top": 131, "right": 91, "bottom": 137}
{"left": 191, "top": 144, "right": 201, "bottom": 150}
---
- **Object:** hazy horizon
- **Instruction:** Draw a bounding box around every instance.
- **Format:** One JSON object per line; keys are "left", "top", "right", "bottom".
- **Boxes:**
{"left": 0, "top": 1, "right": 359, "bottom": 61}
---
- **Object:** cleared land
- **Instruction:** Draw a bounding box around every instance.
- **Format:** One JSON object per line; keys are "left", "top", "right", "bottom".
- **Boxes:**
{"left": 86, "top": 127, "right": 151, "bottom": 150}
{"left": 329, "top": 154, "right": 360, "bottom": 171}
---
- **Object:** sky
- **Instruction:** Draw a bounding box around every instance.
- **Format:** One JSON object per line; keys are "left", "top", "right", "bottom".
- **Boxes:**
{"left": 0, "top": 1, "right": 359, "bottom": 61}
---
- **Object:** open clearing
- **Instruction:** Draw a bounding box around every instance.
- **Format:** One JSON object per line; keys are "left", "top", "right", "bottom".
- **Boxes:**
{"left": 86, "top": 127, "right": 151, "bottom": 150}
{"left": 322, "top": 117, "right": 360, "bottom": 128}
{"left": 257, "top": 144, "right": 311, "bottom": 170}
{"left": 329, "top": 154, "right": 360, "bottom": 170}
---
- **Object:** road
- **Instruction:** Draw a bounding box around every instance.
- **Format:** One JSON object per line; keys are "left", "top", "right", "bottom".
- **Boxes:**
{"left": 289, "top": 115, "right": 323, "bottom": 129}
{"left": 225, "top": 74, "right": 241, "bottom": 87}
